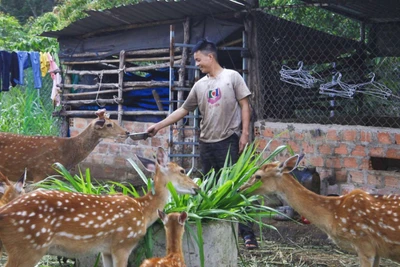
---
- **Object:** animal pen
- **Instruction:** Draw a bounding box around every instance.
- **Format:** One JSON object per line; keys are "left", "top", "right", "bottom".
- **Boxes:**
{"left": 42, "top": 0, "right": 400, "bottom": 192}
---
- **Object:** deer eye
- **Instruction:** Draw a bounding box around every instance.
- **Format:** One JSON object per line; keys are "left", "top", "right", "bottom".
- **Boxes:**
{"left": 180, "top": 169, "right": 185, "bottom": 174}
{"left": 255, "top": 175, "right": 262, "bottom": 180}
{"left": 106, "top": 123, "right": 113, "bottom": 128}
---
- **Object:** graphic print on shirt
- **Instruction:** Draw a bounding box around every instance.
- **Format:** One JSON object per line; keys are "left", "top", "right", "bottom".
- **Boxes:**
{"left": 207, "top": 87, "right": 222, "bottom": 104}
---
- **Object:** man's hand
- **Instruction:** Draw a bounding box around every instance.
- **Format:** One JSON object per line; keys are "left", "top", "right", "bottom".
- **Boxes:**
{"left": 239, "top": 133, "right": 249, "bottom": 154}
{"left": 147, "top": 124, "right": 160, "bottom": 137}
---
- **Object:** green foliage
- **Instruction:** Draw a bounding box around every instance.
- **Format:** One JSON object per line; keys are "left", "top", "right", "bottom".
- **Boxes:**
{"left": 259, "top": 0, "right": 359, "bottom": 40}
{"left": 0, "top": 87, "right": 59, "bottom": 136}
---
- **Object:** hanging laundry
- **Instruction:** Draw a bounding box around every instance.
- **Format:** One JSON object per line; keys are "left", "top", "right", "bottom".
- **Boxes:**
{"left": 29, "top": 52, "right": 42, "bottom": 89}
{"left": 40, "top": 52, "right": 50, "bottom": 77}
{"left": 47, "top": 53, "right": 61, "bottom": 107}
{"left": 10, "top": 52, "right": 19, "bottom": 88}
{"left": 13, "top": 51, "right": 30, "bottom": 85}
{"left": 0, "top": 51, "right": 12, "bottom": 91}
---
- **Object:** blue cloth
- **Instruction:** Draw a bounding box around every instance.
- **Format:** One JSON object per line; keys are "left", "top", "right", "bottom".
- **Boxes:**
{"left": 13, "top": 51, "right": 29, "bottom": 85}
{"left": 29, "top": 52, "right": 42, "bottom": 89}
{"left": 0, "top": 51, "right": 12, "bottom": 91}
{"left": 10, "top": 52, "right": 19, "bottom": 87}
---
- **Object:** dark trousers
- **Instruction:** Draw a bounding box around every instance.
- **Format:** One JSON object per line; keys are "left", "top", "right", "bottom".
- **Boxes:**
{"left": 199, "top": 133, "right": 239, "bottom": 175}
{"left": 199, "top": 134, "right": 255, "bottom": 238}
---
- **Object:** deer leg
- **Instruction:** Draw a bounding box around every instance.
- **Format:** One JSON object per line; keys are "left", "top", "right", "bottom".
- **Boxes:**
{"left": 372, "top": 256, "right": 380, "bottom": 267}
{"left": 5, "top": 248, "right": 47, "bottom": 267}
{"left": 111, "top": 249, "right": 131, "bottom": 267}
{"left": 357, "top": 252, "right": 376, "bottom": 267}
{"left": 101, "top": 253, "right": 113, "bottom": 267}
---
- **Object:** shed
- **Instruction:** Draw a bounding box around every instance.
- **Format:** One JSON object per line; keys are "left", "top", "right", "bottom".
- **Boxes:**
{"left": 43, "top": 0, "right": 400, "bottom": 194}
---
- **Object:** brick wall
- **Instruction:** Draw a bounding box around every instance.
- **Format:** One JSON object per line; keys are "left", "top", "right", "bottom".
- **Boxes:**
{"left": 254, "top": 121, "right": 400, "bottom": 196}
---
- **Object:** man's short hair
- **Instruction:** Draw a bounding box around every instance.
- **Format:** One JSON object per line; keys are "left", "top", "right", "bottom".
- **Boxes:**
{"left": 192, "top": 39, "right": 218, "bottom": 61}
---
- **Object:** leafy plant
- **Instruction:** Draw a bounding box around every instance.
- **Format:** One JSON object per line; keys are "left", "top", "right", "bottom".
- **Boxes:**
{"left": 0, "top": 87, "right": 59, "bottom": 136}
{"left": 35, "top": 140, "right": 288, "bottom": 267}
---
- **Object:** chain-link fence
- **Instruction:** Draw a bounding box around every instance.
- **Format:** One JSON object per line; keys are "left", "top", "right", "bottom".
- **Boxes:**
{"left": 253, "top": 9, "right": 400, "bottom": 128}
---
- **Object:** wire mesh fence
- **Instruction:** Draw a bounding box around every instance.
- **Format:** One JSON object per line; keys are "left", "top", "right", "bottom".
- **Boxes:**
{"left": 253, "top": 9, "right": 400, "bottom": 128}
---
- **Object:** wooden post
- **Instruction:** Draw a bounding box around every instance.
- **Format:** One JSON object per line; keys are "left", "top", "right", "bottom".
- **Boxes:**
{"left": 118, "top": 50, "right": 125, "bottom": 125}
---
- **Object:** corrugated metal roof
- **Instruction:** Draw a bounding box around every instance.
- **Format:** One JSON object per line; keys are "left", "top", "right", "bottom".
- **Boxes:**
{"left": 42, "top": 0, "right": 251, "bottom": 38}
{"left": 301, "top": 0, "right": 400, "bottom": 23}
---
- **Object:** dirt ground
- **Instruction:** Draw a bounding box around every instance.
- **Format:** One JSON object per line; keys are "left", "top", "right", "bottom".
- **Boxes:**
{"left": 238, "top": 217, "right": 400, "bottom": 267}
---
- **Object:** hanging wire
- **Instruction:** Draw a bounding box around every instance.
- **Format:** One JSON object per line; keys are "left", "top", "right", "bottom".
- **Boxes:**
{"left": 95, "top": 71, "right": 106, "bottom": 107}
{"left": 279, "top": 61, "right": 323, "bottom": 88}
{"left": 319, "top": 72, "right": 356, "bottom": 99}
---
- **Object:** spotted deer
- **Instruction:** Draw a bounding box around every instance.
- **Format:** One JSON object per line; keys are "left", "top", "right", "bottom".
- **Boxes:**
{"left": 0, "top": 170, "right": 27, "bottom": 257}
{"left": 140, "top": 210, "right": 188, "bottom": 267}
{"left": 0, "top": 147, "right": 200, "bottom": 267}
{"left": 239, "top": 154, "right": 400, "bottom": 267}
{"left": 0, "top": 109, "right": 129, "bottom": 183}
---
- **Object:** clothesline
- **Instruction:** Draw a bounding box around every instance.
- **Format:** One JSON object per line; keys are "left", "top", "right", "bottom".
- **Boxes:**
{"left": 0, "top": 51, "right": 61, "bottom": 107}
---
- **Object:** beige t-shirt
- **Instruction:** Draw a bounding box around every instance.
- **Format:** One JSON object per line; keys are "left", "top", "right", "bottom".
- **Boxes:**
{"left": 182, "top": 69, "right": 251, "bottom": 142}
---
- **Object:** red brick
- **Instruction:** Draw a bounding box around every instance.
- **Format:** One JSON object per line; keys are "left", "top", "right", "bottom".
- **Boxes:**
{"left": 349, "top": 171, "right": 364, "bottom": 184}
{"left": 294, "top": 132, "right": 305, "bottom": 140}
{"left": 318, "top": 144, "right": 332, "bottom": 154}
{"left": 359, "top": 158, "right": 370, "bottom": 169}
{"left": 277, "top": 130, "right": 290, "bottom": 139}
{"left": 69, "top": 130, "right": 80, "bottom": 137}
{"left": 351, "top": 145, "right": 366, "bottom": 157}
{"left": 343, "top": 157, "right": 358, "bottom": 168}
{"left": 326, "top": 129, "right": 338, "bottom": 141}
{"left": 151, "top": 137, "right": 163, "bottom": 147}
{"left": 109, "top": 143, "right": 121, "bottom": 154}
{"left": 360, "top": 131, "right": 372, "bottom": 143}
{"left": 342, "top": 130, "right": 357, "bottom": 142}
{"left": 301, "top": 142, "right": 314, "bottom": 154}
{"left": 287, "top": 140, "right": 300, "bottom": 154}
{"left": 369, "top": 147, "right": 385, "bottom": 157}
{"left": 309, "top": 156, "right": 324, "bottom": 167}
{"left": 386, "top": 148, "right": 400, "bottom": 159}
{"left": 335, "top": 170, "right": 348, "bottom": 183}
{"left": 262, "top": 128, "right": 274, "bottom": 138}
{"left": 269, "top": 140, "right": 282, "bottom": 152}
{"left": 254, "top": 126, "right": 261, "bottom": 137}
{"left": 256, "top": 138, "right": 267, "bottom": 151}
{"left": 377, "top": 132, "right": 392, "bottom": 144}
{"left": 325, "top": 157, "right": 341, "bottom": 169}
{"left": 334, "top": 144, "right": 348, "bottom": 155}
{"left": 97, "top": 143, "right": 109, "bottom": 154}
{"left": 396, "top": 134, "right": 400, "bottom": 145}
{"left": 367, "top": 174, "right": 382, "bottom": 186}
{"left": 384, "top": 175, "right": 400, "bottom": 188}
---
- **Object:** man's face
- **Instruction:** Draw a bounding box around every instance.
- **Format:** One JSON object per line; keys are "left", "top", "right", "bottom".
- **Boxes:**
{"left": 194, "top": 51, "right": 212, "bottom": 74}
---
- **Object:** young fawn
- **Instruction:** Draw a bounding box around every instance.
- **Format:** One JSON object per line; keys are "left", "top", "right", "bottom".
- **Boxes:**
{"left": 0, "top": 147, "right": 199, "bottom": 267}
{"left": 0, "top": 108, "right": 129, "bottom": 183}
{"left": 0, "top": 170, "right": 27, "bottom": 256}
{"left": 0, "top": 169, "right": 26, "bottom": 206}
{"left": 140, "top": 210, "right": 188, "bottom": 267}
{"left": 239, "top": 154, "right": 400, "bottom": 267}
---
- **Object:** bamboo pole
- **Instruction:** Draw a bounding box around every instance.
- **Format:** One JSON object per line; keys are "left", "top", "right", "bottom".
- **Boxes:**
{"left": 55, "top": 110, "right": 168, "bottom": 117}
{"left": 62, "top": 55, "right": 182, "bottom": 65}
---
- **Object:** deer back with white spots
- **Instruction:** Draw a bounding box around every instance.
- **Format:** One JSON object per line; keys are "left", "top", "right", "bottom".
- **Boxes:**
{"left": 239, "top": 154, "right": 400, "bottom": 267}
{"left": 0, "top": 109, "right": 129, "bottom": 183}
{"left": 140, "top": 210, "right": 188, "bottom": 267}
{"left": 0, "top": 147, "right": 199, "bottom": 267}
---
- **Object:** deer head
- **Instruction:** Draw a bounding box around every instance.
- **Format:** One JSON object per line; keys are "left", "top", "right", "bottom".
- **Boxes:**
{"left": 0, "top": 169, "right": 26, "bottom": 206}
{"left": 91, "top": 108, "right": 129, "bottom": 139}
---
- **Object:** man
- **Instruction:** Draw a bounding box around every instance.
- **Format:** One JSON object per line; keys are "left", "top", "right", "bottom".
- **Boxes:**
{"left": 146, "top": 39, "right": 258, "bottom": 250}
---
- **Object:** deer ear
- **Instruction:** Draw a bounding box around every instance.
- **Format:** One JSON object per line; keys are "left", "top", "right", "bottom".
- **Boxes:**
{"left": 156, "top": 147, "right": 169, "bottom": 167}
{"left": 15, "top": 169, "right": 27, "bottom": 193}
{"left": 0, "top": 182, "right": 5, "bottom": 194}
{"left": 179, "top": 211, "right": 188, "bottom": 225}
{"left": 94, "top": 119, "right": 106, "bottom": 129}
{"left": 136, "top": 155, "right": 156, "bottom": 173}
{"left": 157, "top": 209, "right": 168, "bottom": 224}
{"left": 280, "top": 154, "right": 303, "bottom": 173}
